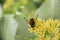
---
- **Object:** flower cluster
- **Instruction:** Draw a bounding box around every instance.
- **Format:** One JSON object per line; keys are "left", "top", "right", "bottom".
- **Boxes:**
{"left": 28, "top": 18, "right": 60, "bottom": 40}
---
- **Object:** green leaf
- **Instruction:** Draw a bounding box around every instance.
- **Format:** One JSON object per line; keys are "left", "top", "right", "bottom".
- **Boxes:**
{"left": 44, "top": 30, "right": 49, "bottom": 38}
{"left": 49, "top": 32, "right": 55, "bottom": 38}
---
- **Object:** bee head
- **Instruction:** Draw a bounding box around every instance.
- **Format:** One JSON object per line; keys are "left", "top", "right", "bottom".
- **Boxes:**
{"left": 30, "top": 18, "right": 34, "bottom": 22}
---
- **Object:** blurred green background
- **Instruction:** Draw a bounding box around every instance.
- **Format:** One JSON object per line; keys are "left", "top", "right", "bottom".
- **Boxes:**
{"left": 0, "top": 0, "right": 60, "bottom": 40}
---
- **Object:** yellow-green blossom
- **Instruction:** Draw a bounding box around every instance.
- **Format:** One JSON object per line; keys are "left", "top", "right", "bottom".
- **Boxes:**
{"left": 28, "top": 18, "right": 60, "bottom": 40}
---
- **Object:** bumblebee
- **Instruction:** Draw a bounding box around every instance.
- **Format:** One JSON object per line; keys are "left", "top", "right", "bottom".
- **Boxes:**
{"left": 24, "top": 15, "right": 39, "bottom": 28}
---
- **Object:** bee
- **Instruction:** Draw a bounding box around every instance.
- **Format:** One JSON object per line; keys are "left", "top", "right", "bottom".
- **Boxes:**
{"left": 24, "top": 15, "right": 39, "bottom": 28}
{"left": 29, "top": 18, "right": 35, "bottom": 28}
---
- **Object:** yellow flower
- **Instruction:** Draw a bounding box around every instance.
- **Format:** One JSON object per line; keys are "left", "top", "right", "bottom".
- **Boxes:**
{"left": 28, "top": 18, "right": 60, "bottom": 40}
{"left": 52, "top": 34, "right": 60, "bottom": 40}
{"left": 44, "top": 36, "right": 51, "bottom": 40}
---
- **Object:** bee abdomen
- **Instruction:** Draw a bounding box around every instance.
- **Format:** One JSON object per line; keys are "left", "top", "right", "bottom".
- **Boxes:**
{"left": 30, "top": 21, "right": 35, "bottom": 28}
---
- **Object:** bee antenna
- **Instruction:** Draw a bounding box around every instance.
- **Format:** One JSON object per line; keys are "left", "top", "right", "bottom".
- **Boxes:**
{"left": 36, "top": 14, "right": 39, "bottom": 19}
{"left": 24, "top": 17, "right": 29, "bottom": 23}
